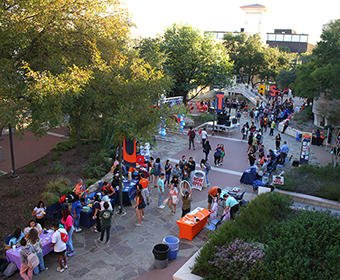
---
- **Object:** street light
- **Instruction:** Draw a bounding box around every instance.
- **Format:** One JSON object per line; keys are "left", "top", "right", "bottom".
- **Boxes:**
{"left": 212, "top": 86, "right": 220, "bottom": 136}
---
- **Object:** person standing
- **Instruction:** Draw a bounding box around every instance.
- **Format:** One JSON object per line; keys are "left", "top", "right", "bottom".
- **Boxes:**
{"left": 213, "top": 144, "right": 222, "bottom": 166}
{"left": 282, "top": 120, "right": 289, "bottom": 134}
{"left": 247, "top": 148, "right": 256, "bottom": 167}
{"left": 203, "top": 141, "right": 212, "bottom": 161}
{"left": 139, "top": 173, "right": 150, "bottom": 205}
{"left": 164, "top": 160, "right": 172, "bottom": 187}
{"left": 61, "top": 208, "right": 76, "bottom": 257}
{"left": 275, "top": 133, "right": 281, "bottom": 150}
{"left": 19, "top": 238, "right": 35, "bottom": 280}
{"left": 188, "top": 127, "right": 196, "bottom": 150}
{"left": 187, "top": 157, "right": 196, "bottom": 183}
{"left": 153, "top": 158, "right": 162, "bottom": 187}
{"left": 72, "top": 195, "right": 82, "bottom": 232}
{"left": 92, "top": 195, "right": 102, "bottom": 233}
{"left": 201, "top": 128, "right": 208, "bottom": 147}
{"left": 181, "top": 191, "right": 193, "bottom": 217}
{"left": 168, "top": 184, "right": 178, "bottom": 215}
{"left": 132, "top": 190, "right": 144, "bottom": 227}
{"left": 269, "top": 120, "right": 275, "bottom": 136}
{"left": 201, "top": 159, "right": 211, "bottom": 186}
{"left": 220, "top": 144, "right": 226, "bottom": 166}
{"left": 27, "top": 228, "right": 47, "bottom": 275}
{"left": 98, "top": 202, "right": 113, "bottom": 242}
{"left": 31, "top": 201, "right": 46, "bottom": 229}
{"left": 50, "top": 220, "right": 68, "bottom": 273}
{"left": 157, "top": 173, "right": 165, "bottom": 209}
{"left": 247, "top": 133, "right": 253, "bottom": 152}
{"left": 280, "top": 141, "right": 290, "bottom": 164}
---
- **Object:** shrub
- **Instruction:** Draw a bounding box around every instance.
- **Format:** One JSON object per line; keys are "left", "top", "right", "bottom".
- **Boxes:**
{"left": 8, "top": 189, "right": 22, "bottom": 197}
{"left": 41, "top": 158, "right": 48, "bottom": 165}
{"left": 55, "top": 177, "right": 71, "bottom": 186}
{"left": 206, "top": 239, "right": 266, "bottom": 280}
{"left": 48, "top": 196, "right": 61, "bottom": 206}
{"left": 82, "top": 151, "right": 111, "bottom": 178}
{"left": 198, "top": 112, "right": 214, "bottom": 122}
{"left": 192, "top": 192, "right": 293, "bottom": 275}
{"left": 51, "top": 154, "right": 59, "bottom": 161}
{"left": 51, "top": 140, "right": 76, "bottom": 152}
{"left": 27, "top": 164, "right": 36, "bottom": 173}
{"left": 39, "top": 192, "right": 58, "bottom": 203}
{"left": 44, "top": 177, "right": 70, "bottom": 193}
{"left": 62, "top": 187, "right": 74, "bottom": 196}
{"left": 85, "top": 178, "right": 97, "bottom": 187}
{"left": 263, "top": 210, "right": 340, "bottom": 279}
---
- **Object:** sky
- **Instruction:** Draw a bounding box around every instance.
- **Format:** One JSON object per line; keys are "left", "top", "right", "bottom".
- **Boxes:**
{"left": 123, "top": 0, "right": 340, "bottom": 43}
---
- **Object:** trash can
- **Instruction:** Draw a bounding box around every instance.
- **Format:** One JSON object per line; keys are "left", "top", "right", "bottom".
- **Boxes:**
{"left": 152, "top": 244, "right": 170, "bottom": 269}
{"left": 296, "top": 132, "right": 302, "bottom": 142}
{"left": 163, "top": 236, "right": 180, "bottom": 260}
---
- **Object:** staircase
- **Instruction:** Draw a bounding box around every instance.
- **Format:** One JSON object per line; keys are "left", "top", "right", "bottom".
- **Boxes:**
{"left": 225, "top": 84, "right": 267, "bottom": 106}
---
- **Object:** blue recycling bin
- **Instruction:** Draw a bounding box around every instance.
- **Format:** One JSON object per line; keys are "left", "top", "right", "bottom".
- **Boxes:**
{"left": 163, "top": 236, "right": 180, "bottom": 260}
{"left": 296, "top": 132, "right": 302, "bottom": 142}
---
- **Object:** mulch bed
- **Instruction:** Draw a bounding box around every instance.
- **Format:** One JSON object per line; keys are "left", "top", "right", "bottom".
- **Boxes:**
{"left": 0, "top": 148, "right": 90, "bottom": 257}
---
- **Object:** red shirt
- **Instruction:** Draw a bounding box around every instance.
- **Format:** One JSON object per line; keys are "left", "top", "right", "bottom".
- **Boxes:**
{"left": 208, "top": 187, "right": 220, "bottom": 197}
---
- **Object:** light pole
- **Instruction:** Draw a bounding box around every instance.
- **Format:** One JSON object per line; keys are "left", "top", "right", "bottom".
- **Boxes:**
{"left": 212, "top": 86, "right": 220, "bottom": 136}
{"left": 8, "top": 124, "right": 18, "bottom": 178}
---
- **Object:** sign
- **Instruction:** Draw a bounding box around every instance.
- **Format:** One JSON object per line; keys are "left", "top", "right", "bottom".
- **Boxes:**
{"left": 299, "top": 132, "right": 312, "bottom": 165}
{"left": 191, "top": 170, "right": 206, "bottom": 191}
{"left": 272, "top": 175, "right": 284, "bottom": 185}
{"left": 216, "top": 92, "right": 224, "bottom": 113}
{"left": 123, "top": 139, "right": 136, "bottom": 167}
{"left": 258, "top": 85, "right": 265, "bottom": 95}
{"left": 269, "top": 84, "right": 277, "bottom": 97}
{"left": 283, "top": 88, "right": 289, "bottom": 95}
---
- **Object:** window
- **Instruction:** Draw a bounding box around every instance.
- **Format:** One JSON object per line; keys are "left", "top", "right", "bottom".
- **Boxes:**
{"left": 284, "top": 35, "right": 292, "bottom": 41}
{"left": 276, "top": 34, "right": 283, "bottom": 41}
{"left": 267, "top": 34, "right": 275, "bottom": 41}
{"left": 292, "top": 35, "right": 300, "bottom": 42}
{"left": 300, "top": 35, "right": 308, "bottom": 42}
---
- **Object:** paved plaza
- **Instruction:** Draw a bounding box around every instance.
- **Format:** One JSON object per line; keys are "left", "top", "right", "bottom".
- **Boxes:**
{"left": 6, "top": 100, "right": 334, "bottom": 280}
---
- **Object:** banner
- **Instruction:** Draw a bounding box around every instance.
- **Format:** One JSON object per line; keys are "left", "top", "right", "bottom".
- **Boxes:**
{"left": 258, "top": 85, "right": 265, "bottom": 95}
{"left": 269, "top": 84, "right": 277, "bottom": 97}
{"left": 216, "top": 92, "right": 224, "bottom": 113}
{"left": 191, "top": 170, "right": 206, "bottom": 191}
{"left": 283, "top": 88, "right": 289, "bottom": 95}
{"left": 299, "top": 133, "right": 312, "bottom": 165}
{"left": 123, "top": 139, "right": 136, "bottom": 167}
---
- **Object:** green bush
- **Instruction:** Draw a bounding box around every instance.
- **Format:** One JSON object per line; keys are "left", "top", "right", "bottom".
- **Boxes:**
{"left": 85, "top": 178, "right": 98, "bottom": 187}
{"left": 39, "top": 192, "right": 57, "bottom": 203}
{"left": 8, "top": 189, "right": 22, "bottom": 197}
{"left": 62, "top": 186, "right": 74, "bottom": 196}
{"left": 51, "top": 140, "right": 76, "bottom": 152}
{"left": 278, "top": 163, "right": 340, "bottom": 201}
{"left": 263, "top": 210, "right": 340, "bottom": 279}
{"left": 198, "top": 112, "right": 214, "bottom": 122}
{"left": 44, "top": 177, "right": 70, "bottom": 193}
{"left": 192, "top": 192, "right": 293, "bottom": 276}
{"left": 82, "top": 152, "right": 111, "bottom": 178}
{"left": 27, "top": 164, "right": 36, "bottom": 173}
{"left": 41, "top": 158, "right": 48, "bottom": 165}
{"left": 48, "top": 196, "right": 61, "bottom": 206}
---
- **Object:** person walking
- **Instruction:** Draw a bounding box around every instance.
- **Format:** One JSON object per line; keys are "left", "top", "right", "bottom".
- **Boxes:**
{"left": 164, "top": 159, "right": 172, "bottom": 187}
{"left": 201, "top": 159, "right": 211, "bottom": 186}
{"left": 213, "top": 144, "right": 222, "bottom": 166}
{"left": 188, "top": 127, "right": 196, "bottom": 150}
{"left": 157, "top": 173, "right": 165, "bottom": 209}
{"left": 98, "top": 202, "right": 113, "bottom": 242}
{"left": 203, "top": 140, "right": 212, "bottom": 161}
{"left": 153, "top": 158, "right": 162, "bottom": 187}
{"left": 269, "top": 120, "right": 275, "bottom": 136}
{"left": 50, "top": 220, "right": 68, "bottom": 273}
{"left": 201, "top": 128, "right": 208, "bottom": 147}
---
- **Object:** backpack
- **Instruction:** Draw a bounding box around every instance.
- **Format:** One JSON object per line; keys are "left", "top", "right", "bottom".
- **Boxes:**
{"left": 205, "top": 163, "right": 211, "bottom": 171}
{"left": 190, "top": 130, "right": 195, "bottom": 139}
{"left": 58, "top": 229, "right": 69, "bottom": 243}
{"left": 241, "top": 127, "right": 245, "bottom": 133}
{"left": 3, "top": 262, "right": 17, "bottom": 277}
{"left": 23, "top": 246, "right": 39, "bottom": 268}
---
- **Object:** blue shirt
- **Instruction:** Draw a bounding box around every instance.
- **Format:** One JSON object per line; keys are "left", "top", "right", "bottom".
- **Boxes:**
{"left": 9, "top": 233, "right": 25, "bottom": 246}
{"left": 157, "top": 178, "right": 164, "bottom": 193}
{"left": 225, "top": 196, "right": 238, "bottom": 208}
{"left": 281, "top": 144, "right": 289, "bottom": 154}
{"left": 72, "top": 201, "right": 82, "bottom": 215}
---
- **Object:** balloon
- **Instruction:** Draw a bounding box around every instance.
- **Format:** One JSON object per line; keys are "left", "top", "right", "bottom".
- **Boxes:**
{"left": 180, "top": 127, "right": 183, "bottom": 132}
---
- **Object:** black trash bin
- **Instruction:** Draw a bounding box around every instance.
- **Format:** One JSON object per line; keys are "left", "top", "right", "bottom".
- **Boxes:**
{"left": 152, "top": 244, "right": 170, "bottom": 269}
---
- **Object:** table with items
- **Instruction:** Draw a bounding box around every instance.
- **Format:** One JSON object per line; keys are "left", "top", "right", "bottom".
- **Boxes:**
{"left": 114, "top": 179, "right": 138, "bottom": 206}
{"left": 240, "top": 167, "right": 257, "bottom": 185}
{"left": 176, "top": 207, "right": 212, "bottom": 241}
{"left": 6, "top": 230, "right": 54, "bottom": 270}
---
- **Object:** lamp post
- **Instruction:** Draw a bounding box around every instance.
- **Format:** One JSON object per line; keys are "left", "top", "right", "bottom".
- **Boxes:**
{"left": 8, "top": 124, "right": 18, "bottom": 178}
{"left": 212, "top": 86, "right": 220, "bottom": 136}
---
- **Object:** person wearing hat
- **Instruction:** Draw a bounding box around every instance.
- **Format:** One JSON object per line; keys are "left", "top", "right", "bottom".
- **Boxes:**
{"left": 223, "top": 193, "right": 239, "bottom": 220}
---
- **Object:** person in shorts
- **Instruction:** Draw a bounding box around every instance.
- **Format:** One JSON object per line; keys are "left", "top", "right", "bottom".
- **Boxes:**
{"left": 139, "top": 173, "right": 150, "bottom": 205}
{"left": 207, "top": 187, "right": 221, "bottom": 210}
{"left": 50, "top": 220, "right": 68, "bottom": 273}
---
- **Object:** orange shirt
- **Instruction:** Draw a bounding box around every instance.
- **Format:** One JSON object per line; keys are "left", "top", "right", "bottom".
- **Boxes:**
{"left": 208, "top": 187, "right": 220, "bottom": 197}
{"left": 139, "top": 178, "right": 149, "bottom": 189}
{"left": 74, "top": 183, "right": 82, "bottom": 196}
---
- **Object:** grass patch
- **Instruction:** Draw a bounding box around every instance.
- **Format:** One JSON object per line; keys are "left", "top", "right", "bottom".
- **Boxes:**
{"left": 27, "top": 164, "right": 36, "bottom": 173}
{"left": 198, "top": 112, "right": 214, "bottom": 122}
{"left": 8, "top": 189, "right": 22, "bottom": 197}
{"left": 277, "top": 163, "right": 340, "bottom": 201}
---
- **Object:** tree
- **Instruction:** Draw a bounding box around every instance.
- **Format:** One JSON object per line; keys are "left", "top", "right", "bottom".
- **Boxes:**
{"left": 158, "top": 24, "right": 233, "bottom": 104}
{"left": 276, "top": 69, "right": 297, "bottom": 90}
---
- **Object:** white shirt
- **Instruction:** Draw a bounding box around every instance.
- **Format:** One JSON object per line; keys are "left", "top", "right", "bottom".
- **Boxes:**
{"left": 201, "top": 130, "right": 207, "bottom": 139}
{"left": 34, "top": 207, "right": 46, "bottom": 218}
{"left": 52, "top": 228, "right": 67, "bottom": 252}
{"left": 24, "top": 223, "right": 42, "bottom": 236}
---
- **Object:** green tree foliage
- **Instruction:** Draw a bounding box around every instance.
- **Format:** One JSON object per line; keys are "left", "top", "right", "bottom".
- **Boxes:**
{"left": 293, "top": 19, "right": 340, "bottom": 100}
{"left": 158, "top": 24, "right": 233, "bottom": 104}
{"left": 276, "top": 68, "right": 297, "bottom": 89}
{"left": 223, "top": 32, "right": 296, "bottom": 87}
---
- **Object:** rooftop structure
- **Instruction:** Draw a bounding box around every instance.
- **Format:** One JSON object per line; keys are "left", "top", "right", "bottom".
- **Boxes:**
{"left": 239, "top": 3, "right": 268, "bottom": 36}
